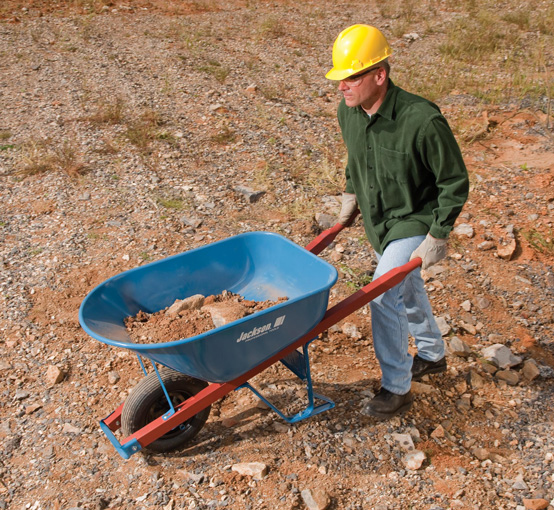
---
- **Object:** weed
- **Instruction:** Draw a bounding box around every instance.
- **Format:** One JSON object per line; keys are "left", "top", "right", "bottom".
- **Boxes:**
{"left": 139, "top": 252, "right": 152, "bottom": 261}
{"left": 53, "top": 140, "right": 88, "bottom": 178}
{"left": 18, "top": 140, "right": 57, "bottom": 176}
{"left": 258, "top": 16, "right": 286, "bottom": 39}
{"left": 87, "top": 98, "right": 125, "bottom": 125}
{"left": 341, "top": 264, "right": 373, "bottom": 291}
{"left": 521, "top": 229, "right": 554, "bottom": 254}
{"left": 157, "top": 198, "right": 184, "bottom": 209}
{"left": 210, "top": 125, "right": 236, "bottom": 145}
{"left": 0, "top": 145, "right": 15, "bottom": 151}
{"left": 198, "top": 61, "right": 230, "bottom": 83}
{"left": 18, "top": 138, "right": 87, "bottom": 178}
{"left": 124, "top": 109, "right": 164, "bottom": 152}
{"left": 0, "top": 131, "right": 11, "bottom": 140}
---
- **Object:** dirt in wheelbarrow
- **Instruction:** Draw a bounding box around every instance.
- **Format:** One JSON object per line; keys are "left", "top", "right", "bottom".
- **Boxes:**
{"left": 125, "top": 291, "right": 288, "bottom": 344}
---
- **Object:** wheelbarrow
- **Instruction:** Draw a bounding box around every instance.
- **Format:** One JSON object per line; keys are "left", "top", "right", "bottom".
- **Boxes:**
{"left": 79, "top": 219, "right": 422, "bottom": 459}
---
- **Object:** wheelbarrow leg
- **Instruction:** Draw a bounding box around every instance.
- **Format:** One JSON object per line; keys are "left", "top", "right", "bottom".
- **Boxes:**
{"left": 239, "top": 338, "right": 334, "bottom": 424}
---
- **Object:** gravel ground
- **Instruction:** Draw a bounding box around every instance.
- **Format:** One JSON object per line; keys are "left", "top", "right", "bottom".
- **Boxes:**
{"left": 1, "top": 2, "right": 554, "bottom": 510}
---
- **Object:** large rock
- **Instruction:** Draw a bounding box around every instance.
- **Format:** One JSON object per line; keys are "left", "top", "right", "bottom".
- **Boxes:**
{"left": 481, "top": 344, "right": 522, "bottom": 369}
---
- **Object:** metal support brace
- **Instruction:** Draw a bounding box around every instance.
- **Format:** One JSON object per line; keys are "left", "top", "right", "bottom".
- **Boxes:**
{"left": 239, "top": 339, "right": 335, "bottom": 424}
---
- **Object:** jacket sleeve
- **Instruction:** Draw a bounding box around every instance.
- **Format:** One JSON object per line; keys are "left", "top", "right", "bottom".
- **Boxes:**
{"left": 338, "top": 101, "right": 356, "bottom": 195}
{"left": 419, "top": 114, "right": 469, "bottom": 239}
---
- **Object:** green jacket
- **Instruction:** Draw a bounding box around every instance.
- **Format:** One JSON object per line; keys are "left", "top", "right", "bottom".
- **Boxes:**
{"left": 338, "top": 80, "right": 469, "bottom": 254}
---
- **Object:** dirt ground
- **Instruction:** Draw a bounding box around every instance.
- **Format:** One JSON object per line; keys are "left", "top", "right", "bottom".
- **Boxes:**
{"left": 1, "top": 2, "right": 554, "bottom": 510}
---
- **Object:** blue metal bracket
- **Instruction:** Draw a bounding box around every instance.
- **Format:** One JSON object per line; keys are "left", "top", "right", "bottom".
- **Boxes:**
{"left": 150, "top": 361, "right": 176, "bottom": 420}
{"left": 239, "top": 339, "right": 335, "bottom": 424}
{"left": 100, "top": 417, "right": 142, "bottom": 460}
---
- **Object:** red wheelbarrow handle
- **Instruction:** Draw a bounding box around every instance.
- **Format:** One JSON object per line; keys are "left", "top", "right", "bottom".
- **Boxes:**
{"left": 305, "top": 209, "right": 359, "bottom": 255}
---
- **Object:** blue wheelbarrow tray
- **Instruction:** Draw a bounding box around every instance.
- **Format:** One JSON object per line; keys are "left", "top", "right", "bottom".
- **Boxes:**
{"left": 79, "top": 232, "right": 338, "bottom": 383}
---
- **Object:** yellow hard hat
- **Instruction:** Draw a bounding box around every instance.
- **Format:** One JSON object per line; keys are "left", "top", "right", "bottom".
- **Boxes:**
{"left": 326, "top": 24, "right": 392, "bottom": 81}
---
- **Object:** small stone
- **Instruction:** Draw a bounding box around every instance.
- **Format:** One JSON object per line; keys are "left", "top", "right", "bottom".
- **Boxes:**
{"left": 459, "top": 321, "right": 476, "bottom": 335}
{"left": 273, "top": 422, "right": 289, "bottom": 433}
{"left": 341, "top": 322, "right": 362, "bottom": 339}
{"left": 513, "top": 480, "right": 529, "bottom": 490}
{"left": 478, "top": 240, "right": 495, "bottom": 251}
{"left": 107, "top": 371, "right": 120, "bottom": 384}
{"left": 231, "top": 462, "right": 268, "bottom": 480}
{"left": 521, "top": 359, "right": 540, "bottom": 381}
{"left": 496, "top": 369, "right": 520, "bottom": 386}
{"left": 497, "top": 239, "right": 517, "bottom": 260}
{"left": 392, "top": 433, "right": 414, "bottom": 451}
{"left": 403, "top": 450, "right": 426, "bottom": 470}
{"left": 476, "top": 297, "right": 491, "bottom": 309}
{"left": 523, "top": 498, "right": 549, "bottom": 510}
{"left": 435, "top": 316, "right": 451, "bottom": 336}
{"left": 45, "top": 365, "right": 65, "bottom": 386}
{"left": 431, "top": 425, "right": 445, "bottom": 439}
{"left": 235, "top": 185, "right": 265, "bottom": 203}
{"left": 25, "top": 403, "right": 42, "bottom": 414}
{"left": 453, "top": 223, "right": 474, "bottom": 238}
{"left": 467, "top": 370, "right": 485, "bottom": 389}
{"left": 471, "top": 447, "right": 490, "bottom": 461}
{"left": 448, "top": 336, "right": 472, "bottom": 357}
{"left": 300, "top": 488, "right": 331, "bottom": 510}
{"left": 245, "top": 83, "right": 257, "bottom": 93}
{"left": 410, "top": 381, "right": 438, "bottom": 394}
{"left": 178, "top": 471, "right": 205, "bottom": 484}
{"left": 62, "top": 423, "right": 81, "bottom": 434}
{"left": 14, "top": 389, "right": 30, "bottom": 400}
{"left": 181, "top": 215, "right": 203, "bottom": 228}
{"left": 460, "top": 300, "right": 471, "bottom": 312}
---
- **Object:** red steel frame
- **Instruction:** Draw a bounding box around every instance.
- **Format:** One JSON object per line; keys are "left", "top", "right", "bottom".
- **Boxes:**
{"left": 101, "top": 216, "right": 422, "bottom": 453}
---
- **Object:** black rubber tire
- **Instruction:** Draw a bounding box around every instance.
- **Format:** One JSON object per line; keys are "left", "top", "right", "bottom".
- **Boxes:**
{"left": 121, "top": 367, "right": 211, "bottom": 453}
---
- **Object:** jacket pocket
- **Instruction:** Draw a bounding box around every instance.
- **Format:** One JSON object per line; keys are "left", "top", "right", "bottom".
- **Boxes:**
{"left": 378, "top": 146, "right": 411, "bottom": 183}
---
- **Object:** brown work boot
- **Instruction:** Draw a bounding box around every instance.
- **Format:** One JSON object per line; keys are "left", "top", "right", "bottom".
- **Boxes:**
{"left": 361, "top": 388, "right": 413, "bottom": 420}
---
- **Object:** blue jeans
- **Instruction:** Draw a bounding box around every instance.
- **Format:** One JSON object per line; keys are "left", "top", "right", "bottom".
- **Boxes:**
{"left": 370, "top": 236, "right": 444, "bottom": 395}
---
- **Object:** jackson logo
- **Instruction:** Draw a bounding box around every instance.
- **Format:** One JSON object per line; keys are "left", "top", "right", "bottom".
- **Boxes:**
{"left": 236, "top": 315, "right": 286, "bottom": 343}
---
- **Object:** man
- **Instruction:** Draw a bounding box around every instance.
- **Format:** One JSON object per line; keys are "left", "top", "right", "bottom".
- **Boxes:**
{"left": 326, "top": 25, "right": 469, "bottom": 419}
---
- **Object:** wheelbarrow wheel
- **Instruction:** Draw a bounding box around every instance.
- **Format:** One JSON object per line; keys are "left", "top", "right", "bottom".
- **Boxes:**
{"left": 121, "top": 367, "right": 210, "bottom": 453}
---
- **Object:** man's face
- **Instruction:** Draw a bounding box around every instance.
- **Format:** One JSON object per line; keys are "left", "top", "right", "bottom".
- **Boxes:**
{"left": 338, "top": 67, "right": 386, "bottom": 111}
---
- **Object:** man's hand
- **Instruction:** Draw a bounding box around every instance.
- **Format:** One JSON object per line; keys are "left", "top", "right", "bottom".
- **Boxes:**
{"left": 338, "top": 193, "right": 357, "bottom": 225}
{"left": 410, "top": 233, "right": 448, "bottom": 269}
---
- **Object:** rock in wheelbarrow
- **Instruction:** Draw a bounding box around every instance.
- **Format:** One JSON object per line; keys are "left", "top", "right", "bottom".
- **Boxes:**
{"left": 166, "top": 294, "right": 205, "bottom": 316}
{"left": 201, "top": 301, "right": 248, "bottom": 328}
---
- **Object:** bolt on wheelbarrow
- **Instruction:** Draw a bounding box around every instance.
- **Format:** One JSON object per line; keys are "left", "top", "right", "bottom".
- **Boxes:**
{"left": 79, "top": 216, "right": 422, "bottom": 459}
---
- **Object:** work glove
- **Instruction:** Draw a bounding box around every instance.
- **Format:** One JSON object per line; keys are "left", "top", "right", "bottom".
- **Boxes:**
{"left": 410, "top": 233, "right": 448, "bottom": 270}
{"left": 338, "top": 193, "right": 357, "bottom": 225}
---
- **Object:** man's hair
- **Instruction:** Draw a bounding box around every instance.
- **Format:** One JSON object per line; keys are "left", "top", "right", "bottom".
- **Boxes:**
{"left": 380, "top": 59, "right": 390, "bottom": 76}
